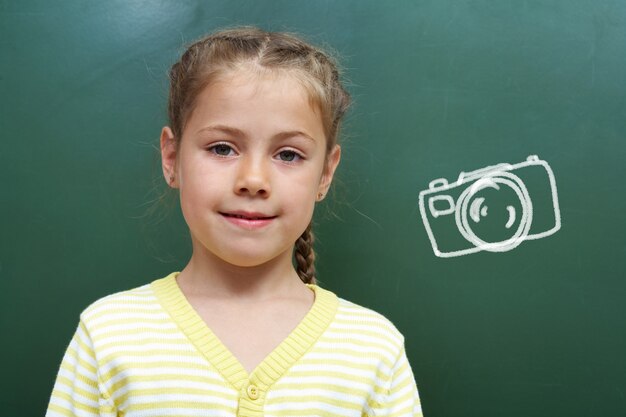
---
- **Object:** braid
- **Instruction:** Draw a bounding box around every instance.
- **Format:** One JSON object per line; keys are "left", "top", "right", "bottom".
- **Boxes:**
{"left": 294, "top": 223, "right": 316, "bottom": 285}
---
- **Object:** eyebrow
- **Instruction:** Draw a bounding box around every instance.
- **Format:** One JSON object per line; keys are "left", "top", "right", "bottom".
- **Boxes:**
{"left": 197, "top": 124, "right": 317, "bottom": 142}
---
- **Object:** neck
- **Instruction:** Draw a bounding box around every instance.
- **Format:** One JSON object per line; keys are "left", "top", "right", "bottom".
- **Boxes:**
{"left": 177, "top": 238, "right": 306, "bottom": 301}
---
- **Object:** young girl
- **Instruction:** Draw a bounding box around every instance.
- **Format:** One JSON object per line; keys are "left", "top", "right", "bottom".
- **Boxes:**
{"left": 46, "top": 27, "right": 423, "bottom": 417}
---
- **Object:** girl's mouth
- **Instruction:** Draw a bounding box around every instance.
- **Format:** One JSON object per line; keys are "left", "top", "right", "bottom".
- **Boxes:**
{"left": 220, "top": 211, "right": 277, "bottom": 229}
{"left": 222, "top": 213, "right": 274, "bottom": 220}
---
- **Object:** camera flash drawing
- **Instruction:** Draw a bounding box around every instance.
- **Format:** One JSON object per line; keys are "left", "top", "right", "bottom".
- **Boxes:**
{"left": 418, "top": 155, "right": 561, "bottom": 258}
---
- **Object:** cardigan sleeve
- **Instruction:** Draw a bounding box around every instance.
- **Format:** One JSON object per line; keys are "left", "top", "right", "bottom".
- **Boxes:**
{"left": 45, "top": 319, "right": 116, "bottom": 417}
{"left": 369, "top": 345, "right": 423, "bottom": 417}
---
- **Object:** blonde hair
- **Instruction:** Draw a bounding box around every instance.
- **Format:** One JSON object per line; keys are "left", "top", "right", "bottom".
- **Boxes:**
{"left": 166, "top": 26, "right": 351, "bottom": 284}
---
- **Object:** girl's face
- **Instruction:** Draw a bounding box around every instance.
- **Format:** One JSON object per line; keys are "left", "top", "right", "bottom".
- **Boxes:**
{"left": 161, "top": 69, "right": 340, "bottom": 268}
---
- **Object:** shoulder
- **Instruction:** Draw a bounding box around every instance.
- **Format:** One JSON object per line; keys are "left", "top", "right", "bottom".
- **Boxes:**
{"left": 320, "top": 286, "right": 406, "bottom": 356}
{"left": 337, "top": 297, "right": 405, "bottom": 340}
{"left": 78, "top": 280, "right": 163, "bottom": 330}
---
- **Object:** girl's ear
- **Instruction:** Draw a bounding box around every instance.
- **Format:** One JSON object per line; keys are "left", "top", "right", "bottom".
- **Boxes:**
{"left": 317, "top": 145, "right": 341, "bottom": 200}
{"left": 160, "top": 126, "right": 179, "bottom": 188}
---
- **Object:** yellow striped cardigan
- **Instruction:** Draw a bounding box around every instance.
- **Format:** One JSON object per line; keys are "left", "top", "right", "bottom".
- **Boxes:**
{"left": 46, "top": 272, "right": 423, "bottom": 416}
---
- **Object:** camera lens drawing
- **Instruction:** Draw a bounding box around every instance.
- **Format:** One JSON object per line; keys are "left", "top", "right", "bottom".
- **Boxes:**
{"left": 418, "top": 155, "right": 561, "bottom": 258}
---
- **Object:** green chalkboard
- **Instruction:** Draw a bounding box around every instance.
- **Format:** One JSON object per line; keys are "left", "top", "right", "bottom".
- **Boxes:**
{"left": 2, "top": 1, "right": 625, "bottom": 416}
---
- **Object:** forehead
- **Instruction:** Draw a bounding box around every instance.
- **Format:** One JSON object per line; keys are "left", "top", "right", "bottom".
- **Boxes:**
{"left": 185, "top": 68, "right": 324, "bottom": 138}
{"left": 212, "top": 68, "right": 317, "bottom": 107}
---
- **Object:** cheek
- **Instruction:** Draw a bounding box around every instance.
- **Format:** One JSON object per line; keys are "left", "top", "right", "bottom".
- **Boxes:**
{"left": 178, "top": 164, "right": 223, "bottom": 214}
{"left": 288, "top": 169, "right": 323, "bottom": 198}
{"left": 283, "top": 174, "right": 319, "bottom": 217}
{"left": 178, "top": 150, "right": 221, "bottom": 189}
{"left": 178, "top": 186, "right": 204, "bottom": 223}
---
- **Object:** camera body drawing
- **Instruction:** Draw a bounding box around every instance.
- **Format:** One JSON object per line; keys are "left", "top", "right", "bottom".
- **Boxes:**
{"left": 418, "top": 155, "right": 561, "bottom": 258}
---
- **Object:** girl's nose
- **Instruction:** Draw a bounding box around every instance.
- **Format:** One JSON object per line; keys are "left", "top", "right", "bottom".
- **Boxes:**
{"left": 234, "top": 156, "right": 271, "bottom": 197}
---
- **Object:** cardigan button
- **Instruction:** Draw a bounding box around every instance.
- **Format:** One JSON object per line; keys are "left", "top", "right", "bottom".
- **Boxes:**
{"left": 246, "top": 384, "right": 259, "bottom": 400}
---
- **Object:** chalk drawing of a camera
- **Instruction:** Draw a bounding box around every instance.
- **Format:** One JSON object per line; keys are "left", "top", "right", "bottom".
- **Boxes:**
{"left": 418, "top": 155, "right": 561, "bottom": 258}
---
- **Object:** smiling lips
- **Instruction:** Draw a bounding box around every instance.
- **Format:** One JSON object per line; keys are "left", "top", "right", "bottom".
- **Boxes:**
{"left": 220, "top": 211, "right": 277, "bottom": 229}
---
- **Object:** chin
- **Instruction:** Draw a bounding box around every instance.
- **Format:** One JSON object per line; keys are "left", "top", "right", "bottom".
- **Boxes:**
{"left": 192, "top": 234, "right": 293, "bottom": 269}
{"left": 212, "top": 244, "right": 291, "bottom": 269}
{"left": 221, "top": 253, "right": 284, "bottom": 269}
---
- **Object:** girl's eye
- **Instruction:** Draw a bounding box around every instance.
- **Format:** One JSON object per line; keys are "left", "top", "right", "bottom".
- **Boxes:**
{"left": 277, "top": 150, "right": 301, "bottom": 162}
{"left": 209, "top": 144, "right": 234, "bottom": 156}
